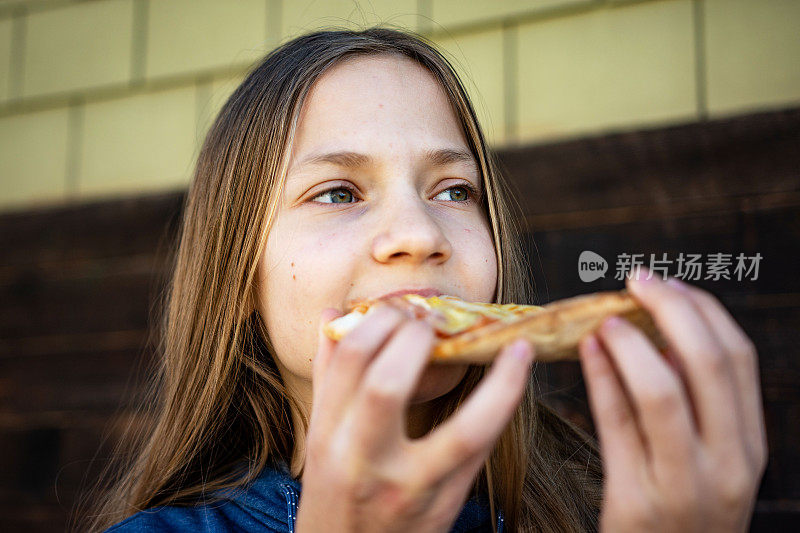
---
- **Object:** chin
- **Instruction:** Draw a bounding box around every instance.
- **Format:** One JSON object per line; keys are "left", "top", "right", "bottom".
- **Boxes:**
{"left": 408, "top": 363, "right": 469, "bottom": 403}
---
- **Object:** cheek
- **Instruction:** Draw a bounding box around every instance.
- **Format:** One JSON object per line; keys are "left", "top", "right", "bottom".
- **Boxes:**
{"left": 454, "top": 222, "right": 498, "bottom": 301}
{"left": 259, "top": 223, "right": 357, "bottom": 379}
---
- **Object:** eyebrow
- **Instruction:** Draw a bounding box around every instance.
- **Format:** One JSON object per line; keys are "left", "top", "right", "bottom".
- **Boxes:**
{"left": 297, "top": 148, "right": 479, "bottom": 171}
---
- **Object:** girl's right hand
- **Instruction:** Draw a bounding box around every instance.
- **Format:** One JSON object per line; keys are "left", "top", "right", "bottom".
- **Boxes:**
{"left": 295, "top": 304, "right": 535, "bottom": 533}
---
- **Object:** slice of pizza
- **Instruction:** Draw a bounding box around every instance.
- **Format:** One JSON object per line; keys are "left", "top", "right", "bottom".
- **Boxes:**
{"left": 323, "top": 291, "right": 667, "bottom": 363}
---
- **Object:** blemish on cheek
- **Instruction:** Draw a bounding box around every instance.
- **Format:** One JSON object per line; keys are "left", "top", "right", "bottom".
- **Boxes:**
{"left": 293, "top": 274, "right": 296, "bottom": 280}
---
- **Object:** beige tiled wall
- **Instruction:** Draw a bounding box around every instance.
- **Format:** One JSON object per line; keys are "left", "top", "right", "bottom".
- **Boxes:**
{"left": 0, "top": 18, "right": 12, "bottom": 102}
{"left": 0, "top": 106, "right": 70, "bottom": 207}
{"left": 431, "top": 0, "right": 588, "bottom": 29}
{"left": 432, "top": 27, "right": 506, "bottom": 145}
{"left": 195, "top": 72, "right": 248, "bottom": 146}
{"left": 79, "top": 85, "right": 197, "bottom": 199}
{"left": 516, "top": 0, "right": 697, "bottom": 143}
{"left": 1, "top": 0, "right": 798, "bottom": 212}
{"left": 704, "top": 0, "right": 800, "bottom": 116}
{"left": 146, "top": 0, "right": 269, "bottom": 79}
{"left": 281, "top": 0, "right": 420, "bottom": 37}
{"left": 23, "top": 0, "right": 134, "bottom": 98}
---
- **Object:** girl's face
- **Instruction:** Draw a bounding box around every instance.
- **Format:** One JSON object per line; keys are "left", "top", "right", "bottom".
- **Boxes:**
{"left": 256, "top": 53, "right": 497, "bottom": 414}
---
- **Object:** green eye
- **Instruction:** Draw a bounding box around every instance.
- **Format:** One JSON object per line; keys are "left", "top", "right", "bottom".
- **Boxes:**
{"left": 311, "top": 187, "right": 355, "bottom": 204}
{"left": 309, "top": 183, "right": 479, "bottom": 205}
{"left": 434, "top": 185, "right": 473, "bottom": 202}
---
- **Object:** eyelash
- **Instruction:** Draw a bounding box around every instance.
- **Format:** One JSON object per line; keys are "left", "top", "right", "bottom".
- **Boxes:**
{"left": 309, "top": 182, "right": 481, "bottom": 205}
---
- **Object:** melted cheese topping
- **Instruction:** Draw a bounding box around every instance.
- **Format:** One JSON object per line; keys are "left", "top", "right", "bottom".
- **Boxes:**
{"left": 421, "top": 295, "right": 543, "bottom": 335}
{"left": 325, "top": 294, "right": 544, "bottom": 340}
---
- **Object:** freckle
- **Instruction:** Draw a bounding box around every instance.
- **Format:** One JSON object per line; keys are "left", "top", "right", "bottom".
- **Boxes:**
{"left": 293, "top": 274, "right": 296, "bottom": 280}
{"left": 291, "top": 262, "right": 294, "bottom": 267}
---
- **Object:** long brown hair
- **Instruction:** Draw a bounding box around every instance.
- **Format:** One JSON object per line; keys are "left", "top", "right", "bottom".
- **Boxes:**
{"left": 87, "top": 26, "right": 602, "bottom": 532}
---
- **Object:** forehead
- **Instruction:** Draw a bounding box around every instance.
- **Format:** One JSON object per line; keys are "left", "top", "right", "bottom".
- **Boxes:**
{"left": 290, "top": 54, "right": 469, "bottom": 158}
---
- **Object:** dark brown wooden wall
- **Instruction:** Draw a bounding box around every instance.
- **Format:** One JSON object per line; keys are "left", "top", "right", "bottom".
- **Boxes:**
{"left": 1, "top": 107, "right": 798, "bottom": 531}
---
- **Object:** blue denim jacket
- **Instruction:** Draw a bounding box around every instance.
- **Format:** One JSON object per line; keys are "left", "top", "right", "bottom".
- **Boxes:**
{"left": 105, "top": 461, "right": 504, "bottom": 532}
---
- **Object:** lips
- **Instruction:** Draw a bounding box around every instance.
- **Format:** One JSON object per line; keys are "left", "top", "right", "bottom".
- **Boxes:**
{"left": 344, "top": 287, "right": 444, "bottom": 311}
{"left": 378, "top": 287, "right": 443, "bottom": 300}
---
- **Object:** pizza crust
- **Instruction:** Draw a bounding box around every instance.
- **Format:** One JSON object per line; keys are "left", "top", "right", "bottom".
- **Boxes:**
{"left": 323, "top": 290, "right": 667, "bottom": 364}
{"left": 432, "top": 290, "right": 666, "bottom": 363}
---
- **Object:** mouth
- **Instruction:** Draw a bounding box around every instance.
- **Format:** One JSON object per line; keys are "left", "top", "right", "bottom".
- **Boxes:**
{"left": 378, "top": 287, "right": 444, "bottom": 300}
{"left": 345, "top": 287, "right": 444, "bottom": 310}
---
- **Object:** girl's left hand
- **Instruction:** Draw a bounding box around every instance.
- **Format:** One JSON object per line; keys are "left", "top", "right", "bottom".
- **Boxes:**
{"left": 579, "top": 267, "right": 768, "bottom": 533}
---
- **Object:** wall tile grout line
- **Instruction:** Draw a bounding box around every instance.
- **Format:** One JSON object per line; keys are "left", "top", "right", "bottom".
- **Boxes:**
{"left": 8, "top": 6, "right": 26, "bottom": 100}
{"left": 0, "top": 0, "right": 77, "bottom": 20}
{"left": 692, "top": 0, "right": 708, "bottom": 120}
{"left": 502, "top": 20, "right": 518, "bottom": 145}
{"left": 267, "top": 0, "right": 282, "bottom": 50}
{"left": 423, "top": 0, "right": 597, "bottom": 40}
{"left": 0, "top": 63, "right": 249, "bottom": 119}
{"left": 130, "top": 0, "right": 148, "bottom": 87}
{"left": 65, "top": 96, "right": 84, "bottom": 201}
{"left": 416, "top": 0, "right": 431, "bottom": 35}
{"left": 194, "top": 76, "right": 212, "bottom": 149}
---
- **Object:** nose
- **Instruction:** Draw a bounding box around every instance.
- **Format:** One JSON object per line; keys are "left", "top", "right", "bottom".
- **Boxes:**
{"left": 370, "top": 187, "right": 453, "bottom": 265}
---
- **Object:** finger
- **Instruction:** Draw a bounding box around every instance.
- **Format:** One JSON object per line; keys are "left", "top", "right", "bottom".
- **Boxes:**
{"left": 579, "top": 333, "right": 646, "bottom": 482}
{"left": 422, "top": 452, "right": 489, "bottom": 531}
{"left": 312, "top": 307, "right": 344, "bottom": 389}
{"left": 627, "top": 268, "right": 743, "bottom": 455}
{"left": 412, "top": 339, "right": 534, "bottom": 485}
{"left": 597, "top": 316, "right": 697, "bottom": 482}
{"left": 665, "top": 277, "right": 767, "bottom": 471}
{"left": 309, "top": 307, "right": 344, "bottom": 430}
{"left": 350, "top": 319, "right": 437, "bottom": 457}
{"left": 317, "top": 304, "right": 406, "bottom": 428}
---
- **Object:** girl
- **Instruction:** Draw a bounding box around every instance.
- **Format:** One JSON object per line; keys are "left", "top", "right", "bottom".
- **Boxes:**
{"left": 93, "top": 27, "right": 767, "bottom": 532}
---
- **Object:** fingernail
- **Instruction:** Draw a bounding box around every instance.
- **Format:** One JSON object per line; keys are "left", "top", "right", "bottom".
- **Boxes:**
{"left": 628, "top": 268, "right": 662, "bottom": 297}
{"left": 511, "top": 339, "right": 532, "bottom": 361}
{"left": 582, "top": 334, "right": 600, "bottom": 353}
{"left": 580, "top": 336, "right": 607, "bottom": 369}
{"left": 666, "top": 276, "right": 690, "bottom": 293}
{"left": 630, "top": 266, "right": 654, "bottom": 283}
{"left": 601, "top": 315, "right": 622, "bottom": 333}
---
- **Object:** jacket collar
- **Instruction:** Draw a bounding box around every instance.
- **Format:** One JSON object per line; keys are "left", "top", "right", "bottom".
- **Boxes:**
{"left": 224, "top": 459, "right": 503, "bottom": 532}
